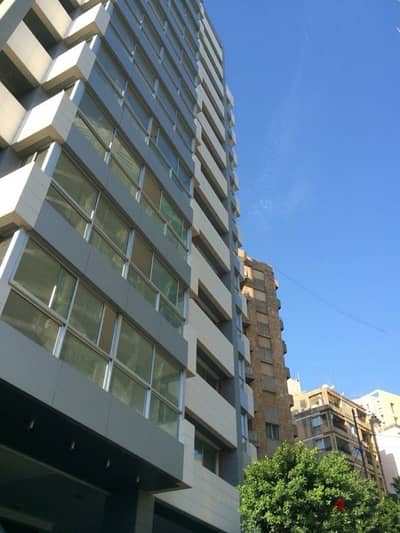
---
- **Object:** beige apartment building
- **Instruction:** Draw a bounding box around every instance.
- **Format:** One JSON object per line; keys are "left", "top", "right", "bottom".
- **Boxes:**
{"left": 239, "top": 250, "right": 294, "bottom": 458}
{"left": 289, "top": 380, "right": 386, "bottom": 492}
{"left": 355, "top": 389, "right": 400, "bottom": 430}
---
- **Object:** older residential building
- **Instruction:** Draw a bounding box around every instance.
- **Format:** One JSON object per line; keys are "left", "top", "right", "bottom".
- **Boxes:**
{"left": 0, "top": 1, "right": 250, "bottom": 531}
{"left": 289, "top": 380, "right": 386, "bottom": 492}
{"left": 239, "top": 250, "right": 294, "bottom": 459}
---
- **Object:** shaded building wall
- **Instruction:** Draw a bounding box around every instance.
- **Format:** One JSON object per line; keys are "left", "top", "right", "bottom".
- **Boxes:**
{"left": 240, "top": 250, "right": 294, "bottom": 458}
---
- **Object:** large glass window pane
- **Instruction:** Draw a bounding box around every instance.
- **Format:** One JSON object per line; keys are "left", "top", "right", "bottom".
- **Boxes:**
{"left": 110, "top": 366, "right": 147, "bottom": 414}
{"left": 110, "top": 135, "right": 141, "bottom": 193}
{"left": 157, "top": 130, "right": 178, "bottom": 171}
{"left": 152, "top": 348, "right": 180, "bottom": 406}
{"left": 116, "top": 320, "right": 153, "bottom": 382}
{"left": 90, "top": 230, "right": 125, "bottom": 272}
{"left": 60, "top": 333, "right": 107, "bottom": 386}
{"left": 111, "top": 8, "right": 135, "bottom": 54}
{"left": 142, "top": 170, "right": 161, "bottom": 207}
{"left": 149, "top": 396, "right": 179, "bottom": 438}
{"left": 127, "top": 267, "right": 158, "bottom": 306}
{"left": 74, "top": 114, "right": 106, "bottom": 158}
{"left": 125, "top": 85, "right": 150, "bottom": 130}
{"left": 134, "top": 48, "right": 156, "bottom": 88}
{"left": 94, "top": 197, "right": 129, "bottom": 252}
{"left": 160, "top": 194, "right": 183, "bottom": 238}
{"left": 131, "top": 234, "right": 153, "bottom": 277}
{"left": 159, "top": 298, "right": 183, "bottom": 331}
{"left": 79, "top": 92, "right": 114, "bottom": 147}
{"left": 151, "top": 257, "right": 178, "bottom": 304}
{"left": 69, "top": 284, "right": 103, "bottom": 342}
{"left": 14, "top": 241, "right": 76, "bottom": 318}
{"left": 2, "top": 291, "right": 58, "bottom": 352}
{"left": 97, "top": 45, "right": 126, "bottom": 95}
{"left": 46, "top": 185, "right": 87, "bottom": 235}
{"left": 157, "top": 84, "right": 176, "bottom": 122}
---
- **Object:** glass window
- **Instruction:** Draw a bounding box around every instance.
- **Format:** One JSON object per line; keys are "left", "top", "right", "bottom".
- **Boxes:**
{"left": 134, "top": 48, "right": 156, "bottom": 88}
{"left": 160, "top": 194, "right": 183, "bottom": 238}
{"left": 131, "top": 233, "right": 153, "bottom": 277}
{"left": 2, "top": 291, "right": 58, "bottom": 352}
{"left": 125, "top": 85, "right": 150, "bottom": 130}
{"left": 194, "top": 433, "right": 218, "bottom": 474}
{"left": 142, "top": 170, "right": 161, "bottom": 207}
{"left": 60, "top": 333, "right": 107, "bottom": 386}
{"left": 110, "top": 135, "right": 141, "bottom": 195}
{"left": 69, "top": 284, "right": 103, "bottom": 343}
{"left": 110, "top": 8, "right": 135, "bottom": 54}
{"left": 152, "top": 348, "right": 180, "bottom": 406}
{"left": 46, "top": 185, "right": 87, "bottom": 235}
{"left": 110, "top": 366, "right": 147, "bottom": 414}
{"left": 90, "top": 230, "right": 125, "bottom": 272}
{"left": 311, "top": 416, "right": 322, "bottom": 429}
{"left": 157, "top": 129, "right": 178, "bottom": 171}
{"left": 52, "top": 153, "right": 98, "bottom": 217}
{"left": 14, "top": 241, "right": 76, "bottom": 318}
{"left": 149, "top": 395, "right": 179, "bottom": 437}
{"left": 78, "top": 92, "right": 114, "bottom": 148}
{"left": 151, "top": 257, "right": 178, "bottom": 304}
{"left": 94, "top": 196, "right": 129, "bottom": 252}
{"left": 97, "top": 45, "right": 126, "bottom": 95}
{"left": 157, "top": 84, "right": 176, "bottom": 122}
{"left": 266, "top": 423, "right": 280, "bottom": 441}
{"left": 159, "top": 298, "right": 183, "bottom": 330}
{"left": 142, "top": 18, "right": 161, "bottom": 55}
{"left": 116, "top": 320, "right": 153, "bottom": 382}
{"left": 127, "top": 267, "right": 158, "bottom": 306}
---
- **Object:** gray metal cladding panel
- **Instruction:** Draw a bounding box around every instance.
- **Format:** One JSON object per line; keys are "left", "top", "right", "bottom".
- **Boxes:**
{"left": 0, "top": 321, "right": 184, "bottom": 482}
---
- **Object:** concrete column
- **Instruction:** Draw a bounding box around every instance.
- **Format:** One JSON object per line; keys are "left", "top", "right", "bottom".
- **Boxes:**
{"left": 134, "top": 491, "right": 154, "bottom": 533}
{"left": 101, "top": 490, "right": 137, "bottom": 533}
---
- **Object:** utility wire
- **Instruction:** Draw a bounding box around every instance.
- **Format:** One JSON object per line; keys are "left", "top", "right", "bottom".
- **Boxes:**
{"left": 274, "top": 267, "right": 387, "bottom": 334}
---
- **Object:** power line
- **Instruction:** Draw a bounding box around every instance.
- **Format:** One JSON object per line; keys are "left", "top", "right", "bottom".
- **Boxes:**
{"left": 274, "top": 267, "right": 387, "bottom": 334}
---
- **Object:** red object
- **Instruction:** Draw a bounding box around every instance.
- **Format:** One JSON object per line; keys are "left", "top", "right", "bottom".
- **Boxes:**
{"left": 333, "top": 497, "right": 346, "bottom": 511}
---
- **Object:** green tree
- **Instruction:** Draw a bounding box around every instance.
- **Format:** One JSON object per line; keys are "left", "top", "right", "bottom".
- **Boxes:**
{"left": 239, "top": 442, "right": 400, "bottom": 533}
{"left": 392, "top": 476, "right": 400, "bottom": 498}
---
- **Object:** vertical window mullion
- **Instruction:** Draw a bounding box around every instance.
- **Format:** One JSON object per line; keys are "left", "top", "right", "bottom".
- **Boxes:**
{"left": 53, "top": 276, "right": 80, "bottom": 359}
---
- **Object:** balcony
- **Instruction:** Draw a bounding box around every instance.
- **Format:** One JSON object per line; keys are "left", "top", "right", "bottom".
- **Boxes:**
{"left": 0, "top": 162, "right": 51, "bottom": 231}
{"left": 13, "top": 91, "right": 77, "bottom": 153}
{"left": 186, "top": 375, "right": 237, "bottom": 447}
{"left": 185, "top": 299, "right": 234, "bottom": 377}
{"left": 191, "top": 245, "right": 232, "bottom": 320}
{"left": 192, "top": 200, "right": 230, "bottom": 272}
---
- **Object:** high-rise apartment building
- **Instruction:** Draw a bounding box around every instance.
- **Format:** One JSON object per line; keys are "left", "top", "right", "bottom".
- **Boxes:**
{"left": 239, "top": 250, "right": 294, "bottom": 458}
{"left": 355, "top": 389, "right": 400, "bottom": 431}
{"left": 0, "top": 1, "right": 251, "bottom": 531}
{"left": 289, "top": 380, "right": 386, "bottom": 492}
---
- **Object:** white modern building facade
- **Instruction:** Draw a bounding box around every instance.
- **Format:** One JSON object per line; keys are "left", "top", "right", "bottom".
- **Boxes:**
{"left": 0, "top": 0, "right": 253, "bottom": 531}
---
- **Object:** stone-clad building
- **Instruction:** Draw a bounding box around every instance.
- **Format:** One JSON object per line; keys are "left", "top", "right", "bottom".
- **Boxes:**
{"left": 239, "top": 250, "right": 294, "bottom": 458}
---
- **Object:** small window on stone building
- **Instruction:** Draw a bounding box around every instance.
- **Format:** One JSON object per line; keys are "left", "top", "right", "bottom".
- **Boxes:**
{"left": 254, "top": 290, "right": 266, "bottom": 302}
{"left": 253, "top": 269, "right": 265, "bottom": 281}
{"left": 266, "top": 423, "right": 280, "bottom": 441}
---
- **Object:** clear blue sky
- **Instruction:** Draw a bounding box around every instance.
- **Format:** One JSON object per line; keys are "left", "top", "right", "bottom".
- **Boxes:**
{"left": 206, "top": 1, "right": 400, "bottom": 398}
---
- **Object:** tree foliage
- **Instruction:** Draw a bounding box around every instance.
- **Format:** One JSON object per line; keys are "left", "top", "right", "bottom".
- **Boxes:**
{"left": 239, "top": 442, "right": 400, "bottom": 533}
